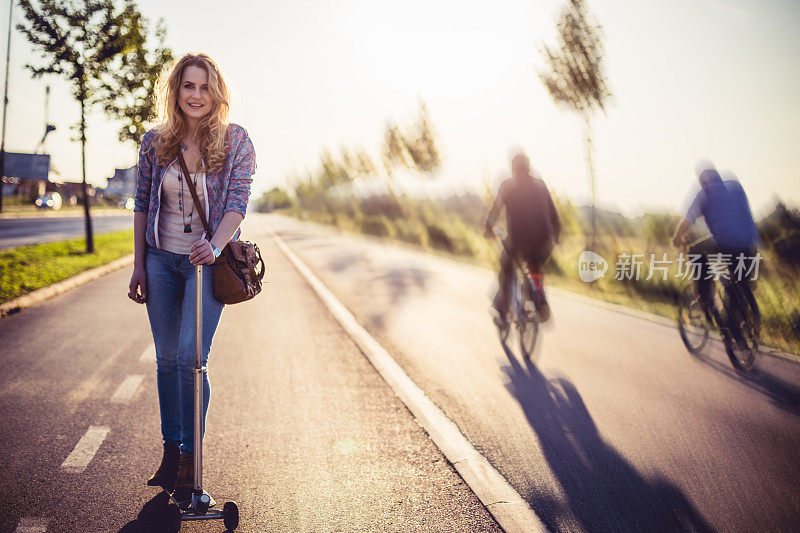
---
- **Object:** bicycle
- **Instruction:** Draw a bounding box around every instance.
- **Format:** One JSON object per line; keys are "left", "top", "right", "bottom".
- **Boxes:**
{"left": 676, "top": 245, "right": 759, "bottom": 372}
{"left": 490, "top": 227, "right": 544, "bottom": 360}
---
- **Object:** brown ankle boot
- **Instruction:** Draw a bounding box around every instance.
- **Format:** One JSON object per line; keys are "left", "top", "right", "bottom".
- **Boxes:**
{"left": 173, "top": 451, "right": 215, "bottom": 509}
{"left": 146, "top": 445, "right": 180, "bottom": 491}
{"left": 172, "top": 452, "right": 194, "bottom": 504}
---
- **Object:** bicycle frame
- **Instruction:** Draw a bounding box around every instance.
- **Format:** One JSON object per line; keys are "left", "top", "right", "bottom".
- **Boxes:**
{"left": 492, "top": 227, "right": 540, "bottom": 320}
{"left": 718, "top": 278, "right": 754, "bottom": 342}
{"left": 508, "top": 268, "right": 526, "bottom": 325}
{"left": 678, "top": 240, "right": 757, "bottom": 370}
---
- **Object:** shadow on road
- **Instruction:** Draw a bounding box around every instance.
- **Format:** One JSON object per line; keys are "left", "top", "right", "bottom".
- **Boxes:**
{"left": 499, "top": 347, "right": 716, "bottom": 533}
{"left": 690, "top": 350, "right": 800, "bottom": 416}
{"left": 325, "top": 250, "right": 431, "bottom": 321}
{"left": 117, "top": 491, "right": 177, "bottom": 533}
{"left": 750, "top": 367, "right": 800, "bottom": 415}
{"left": 279, "top": 228, "right": 433, "bottom": 310}
{"left": 371, "top": 267, "right": 430, "bottom": 306}
{"left": 327, "top": 251, "right": 369, "bottom": 274}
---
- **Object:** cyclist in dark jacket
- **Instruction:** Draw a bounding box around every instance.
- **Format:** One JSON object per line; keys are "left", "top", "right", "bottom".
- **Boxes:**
{"left": 485, "top": 151, "right": 561, "bottom": 324}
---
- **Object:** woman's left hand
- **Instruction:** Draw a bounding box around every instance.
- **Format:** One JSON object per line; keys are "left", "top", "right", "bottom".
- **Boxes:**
{"left": 189, "top": 239, "right": 216, "bottom": 265}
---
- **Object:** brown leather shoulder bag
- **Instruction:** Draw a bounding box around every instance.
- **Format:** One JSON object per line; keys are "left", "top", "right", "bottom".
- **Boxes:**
{"left": 177, "top": 151, "right": 265, "bottom": 304}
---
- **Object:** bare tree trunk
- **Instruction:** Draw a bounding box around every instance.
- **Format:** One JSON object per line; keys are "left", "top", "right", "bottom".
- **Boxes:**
{"left": 584, "top": 118, "right": 597, "bottom": 251}
{"left": 80, "top": 89, "right": 94, "bottom": 253}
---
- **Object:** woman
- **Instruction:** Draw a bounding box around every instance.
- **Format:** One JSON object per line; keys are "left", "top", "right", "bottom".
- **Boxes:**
{"left": 128, "top": 53, "right": 256, "bottom": 505}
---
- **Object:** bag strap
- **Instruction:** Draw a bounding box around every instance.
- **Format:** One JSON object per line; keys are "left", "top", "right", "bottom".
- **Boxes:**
{"left": 254, "top": 243, "right": 266, "bottom": 281}
{"left": 177, "top": 150, "right": 212, "bottom": 237}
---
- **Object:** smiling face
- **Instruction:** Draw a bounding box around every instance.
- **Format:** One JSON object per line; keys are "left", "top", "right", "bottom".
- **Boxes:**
{"left": 178, "top": 65, "right": 212, "bottom": 125}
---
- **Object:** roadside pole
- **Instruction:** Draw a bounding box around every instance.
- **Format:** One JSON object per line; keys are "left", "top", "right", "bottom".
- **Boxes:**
{"left": 0, "top": 0, "right": 13, "bottom": 213}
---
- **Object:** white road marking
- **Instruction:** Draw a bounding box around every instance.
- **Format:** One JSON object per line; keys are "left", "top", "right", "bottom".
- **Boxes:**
{"left": 110, "top": 374, "right": 145, "bottom": 404}
{"left": 138, "top": 343, "right": 155, "bottom": 363}
{"left": 14, "top": 518, "right": 48, "bottom": 533}
{"left": 60, "top": 426, "right": 110, "bottom": 473}
{"left": 272, "top": 229, "right": 548, "bottom": 533}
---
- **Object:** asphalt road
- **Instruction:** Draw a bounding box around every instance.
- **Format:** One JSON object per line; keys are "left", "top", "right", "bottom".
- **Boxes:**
{"left": 0, "top": 219, "right": 499, "bottom": 532}
{"left": 0, "top": 214, "right": 134, "bottom": 250}
{"left": 2, "top": 212, "right": 799, "bottom": 532}
{"left": 263, "top": 213, "right": 800, "bottom": 533}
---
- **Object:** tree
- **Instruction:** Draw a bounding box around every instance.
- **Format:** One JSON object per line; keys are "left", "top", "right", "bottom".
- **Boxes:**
{"left": 354, "top": 147, "right": 375, "bottom": 176}
{"left": 382, "top": 120, "right": 408, "bottom": 175}
{"left": 319, "top": 148, "right": 346, "bottom": 188}
{"left": 381, "top": 100, "right": 442, "bottom": 176}
{"left": 539, "top": 0, "right": 611, "bottom": 249}
{"left": 97, "top": 16, "right": 173, "bottom": 145}
{"left": 17, "top": 0, "right": 147, "bottom": 253}
{"left": 405, "top": 100, "right": 440, "bottom": 173}
{"left": 641, "top": 212, "right": 681, "bottom": 247}
{"left": 339, "top": 145, "right": 355, "bottom": 182}
{"left": 254, "top": 187, "right": 293, "bottom": 212}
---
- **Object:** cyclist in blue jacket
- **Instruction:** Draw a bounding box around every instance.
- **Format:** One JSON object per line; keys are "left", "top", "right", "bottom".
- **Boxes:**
{"left": 672, "top": 160, "right": 761, "bottom": 332}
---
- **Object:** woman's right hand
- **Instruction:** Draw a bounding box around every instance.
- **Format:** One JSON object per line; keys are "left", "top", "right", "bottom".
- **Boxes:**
{"left": 128, "top": 265, "right": 147, "bottom": 304}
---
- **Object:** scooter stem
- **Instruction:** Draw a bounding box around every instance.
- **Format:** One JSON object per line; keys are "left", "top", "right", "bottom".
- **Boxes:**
{"left": 194, "top": 264, "right": 204, "bottom": 493}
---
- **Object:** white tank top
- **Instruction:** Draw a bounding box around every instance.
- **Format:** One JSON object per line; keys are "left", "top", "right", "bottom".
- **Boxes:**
{"left": 158, "top": 165, "right": 206, "bottom": 254}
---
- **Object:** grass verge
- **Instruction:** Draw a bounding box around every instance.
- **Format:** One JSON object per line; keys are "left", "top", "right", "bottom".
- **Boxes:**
{"left": 0, "top": 230, "right": 134, "bottom": 304}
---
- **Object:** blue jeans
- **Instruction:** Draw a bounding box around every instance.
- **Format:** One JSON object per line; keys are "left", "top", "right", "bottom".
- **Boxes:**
{"left": 145, "top": 246, "right": 225, "bottom": 453}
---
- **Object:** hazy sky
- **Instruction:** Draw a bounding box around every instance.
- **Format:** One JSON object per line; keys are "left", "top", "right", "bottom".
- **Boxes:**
{"left": 2, "top": 0, "right": 798, "bottom": 216}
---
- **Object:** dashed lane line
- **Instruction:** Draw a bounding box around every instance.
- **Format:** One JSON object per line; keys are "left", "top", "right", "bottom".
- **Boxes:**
{"left": 110, "top": 374, "right": 145, "bottom": 404}
{"left": 138, "top": 343, "right": 155, "bottom": 363}
{"left": 14, "top": 518, "right": 48, "bottom": 533}
{"left": 60, "top": 426, "right": 110, "bottom": 474}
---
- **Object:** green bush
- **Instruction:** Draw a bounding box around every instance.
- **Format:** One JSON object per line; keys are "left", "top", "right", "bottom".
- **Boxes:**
{"left": 361, "top": 215, "right": 396, "bottom": 238}
{"left": 2, "top": 195, "right": 34, "bottom": 206}
{"left": 448, "top": 221, "right": 480, "bottom": 256}
{"left": 334, "top": 210, "right": 362, "bottom": 232}
{"left": 359, "top": 194, "right": 404, "bottom": 219}
{"left": 394, "top": 217, "right": 428, "bottom": 247}
{"left": 426, "top": 222, "right": 454, "bottom": 252}
{"left": 255, "top": 187, "right": 293, "bottom": 212}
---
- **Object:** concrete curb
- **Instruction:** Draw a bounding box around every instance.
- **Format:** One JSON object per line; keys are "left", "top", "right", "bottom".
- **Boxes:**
{"left": 0, "top": 253, "right": 135, "bottom": 317}
{"left": 271, "top": 228, "right": 548, "bottom": 533}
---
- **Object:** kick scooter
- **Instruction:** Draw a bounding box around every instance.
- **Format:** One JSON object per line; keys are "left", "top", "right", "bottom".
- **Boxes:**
{"left": 166, "top": 264, "right": 239, "bottom": 531}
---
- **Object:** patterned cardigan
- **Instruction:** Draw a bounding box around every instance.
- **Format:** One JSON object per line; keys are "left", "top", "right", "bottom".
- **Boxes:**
{"left": 134, "top": 123, "right": 256, "bottom": 248}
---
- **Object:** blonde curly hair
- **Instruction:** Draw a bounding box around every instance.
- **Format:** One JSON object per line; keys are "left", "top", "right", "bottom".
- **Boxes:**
{"left": 153, "top": 53, "right": 230, "bottom": 173}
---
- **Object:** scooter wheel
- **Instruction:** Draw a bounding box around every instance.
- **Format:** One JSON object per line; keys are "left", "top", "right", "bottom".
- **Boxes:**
{"left": 223, "top": 501, "right": 239, "bottom": 530}
{"left": 168, "top": 503, "right": 182, "bottom": 532}
{"left": 194, "top": 492, "right": 210, "bottom": 515}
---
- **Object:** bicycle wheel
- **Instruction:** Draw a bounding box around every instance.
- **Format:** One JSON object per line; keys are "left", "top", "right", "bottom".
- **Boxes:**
{"left": 497, "top": 316, "right": 510, "bottom": 346}
{"left": 723, "top": 286, "right": 757, "bottom": 372}
{"left": 518, "top": 288, "right": 539, "bottom": 360}
{"left": 677, "top": 285, "right": 710, "bottom": 354}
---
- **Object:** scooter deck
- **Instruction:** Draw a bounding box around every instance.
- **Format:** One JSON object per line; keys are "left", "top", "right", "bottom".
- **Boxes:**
{"left": 166, "top": 489, "right": 216, "bottom": 511}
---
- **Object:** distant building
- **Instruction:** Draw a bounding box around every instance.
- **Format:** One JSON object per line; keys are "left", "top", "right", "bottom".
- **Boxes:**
{"left": 105, "top": 165, "right": 137, "bottom": 198}
{"left": 53, "top": 182, "right": 94, "bottom": 206}
{"left": 1, "top": 152, "right": 52, "bottom": 199}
